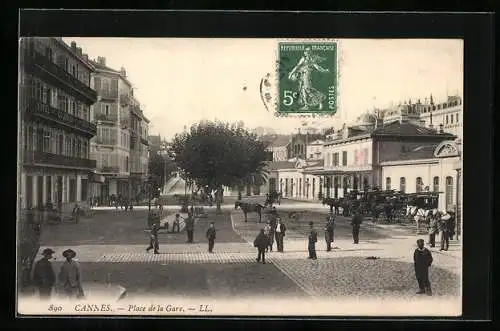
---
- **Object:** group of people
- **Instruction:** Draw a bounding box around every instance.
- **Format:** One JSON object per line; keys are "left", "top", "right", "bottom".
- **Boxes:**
{"left": 32, "top": 248, "right": 84, "bottom": 300}
{"left": 427, "top": 210, "right": 456, "bottom": 251}
{"left": 146, "top": 211, "right": 215, "bottom": 254}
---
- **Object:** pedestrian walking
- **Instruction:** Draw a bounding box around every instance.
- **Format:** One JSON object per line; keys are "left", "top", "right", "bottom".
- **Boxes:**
{"left": 263, "top": 221, "right": 273, "bottom": 252}
{"left": 413, "top": 239, "right": 433, "bottom": 295}
{"left": 72, "top": 204, "right": 80, "bottom": 224}
{"left": 58, "top": 249, "right": 84, "bottom": 299}
{"left": 351, "top": 211, "right": 363, "bottom": 244}
{"left": 173, "top": 213, "right": 183, "bottom": 233}
{"left": 185, "top": 213, "right": 195, "bottom": 243}
{"left": 439, "top": 211, "right": 453, "bottom": 251}
{"left": 308, "top": 221, "right": 318, "bottom": 260}
{"left": 324, "top": 213, "right": 335, "bottom": 251}
{"left": 274, "top": 217, "right": 287, "bottom": 252}
{"left": 254, "top": 229, "right": 269, "bottom": 264}
{"left": 146, "top": 223, "right": 160, "bottom": 254}
{"left": 32, "top": 248, "right": 56, "bottom": 300}
{"left": 428, "top": 210, "right": 439, "bottom": 247}
{"left": 206, "top": 222, "right": 217, "bottom": 253}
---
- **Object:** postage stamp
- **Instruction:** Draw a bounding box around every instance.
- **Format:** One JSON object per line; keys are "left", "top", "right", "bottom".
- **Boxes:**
{"left": 277, "top": 42, "right": 338, "bottom": 115}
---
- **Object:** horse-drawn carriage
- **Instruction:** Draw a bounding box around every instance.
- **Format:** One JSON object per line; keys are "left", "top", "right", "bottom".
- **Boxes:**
{"left": 405, "top": 192, "right": 441, "bottom": 233}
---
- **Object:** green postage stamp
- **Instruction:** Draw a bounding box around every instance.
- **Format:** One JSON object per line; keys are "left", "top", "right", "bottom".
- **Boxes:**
{"left": 277, "top": 42, "right": 338, "bottom": 115}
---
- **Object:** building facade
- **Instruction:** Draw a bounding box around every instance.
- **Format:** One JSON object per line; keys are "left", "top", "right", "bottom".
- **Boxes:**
{"left": 19, "top": 38, "right": 98, "bottom": 214}
{"left": 89, "top": 57, "right": 149, "bottom": 204}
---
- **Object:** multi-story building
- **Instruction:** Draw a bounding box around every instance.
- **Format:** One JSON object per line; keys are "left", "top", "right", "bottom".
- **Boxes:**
{"left": 19, "top": 38, "right": 98, "bottom": 214}
{"left": 89, "top": 57, "right": 149, "bottom": 204}
{"left": 382, "top": 94, "right": 463, "bottom": 140}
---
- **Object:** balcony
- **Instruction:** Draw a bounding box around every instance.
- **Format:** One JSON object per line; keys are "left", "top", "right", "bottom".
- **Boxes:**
{"left": 24, "top": 50, "right": 97, "bottom": 104}
{"left": 24, "top": 98, "right": 97, "bottom": 137}
{"left": 24, "top": 150, "right": 96, "bottom": 169}
{"left": 97, "top": 89, "right": 118, "bottom": 100}
{"left": 95, "top": 113, "right": 118, "bottom": 123}
{"left": 100, "top": 166, "right": 120, "bottom": 173}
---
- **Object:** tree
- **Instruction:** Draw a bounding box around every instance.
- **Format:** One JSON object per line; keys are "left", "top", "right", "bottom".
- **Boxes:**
{"left": 171, "top": 120, "right": 269, "bottom": 211}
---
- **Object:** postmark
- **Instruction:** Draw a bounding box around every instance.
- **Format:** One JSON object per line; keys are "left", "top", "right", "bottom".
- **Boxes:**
{"left": 277, "top": 42, "right": 338, "bottom": 115}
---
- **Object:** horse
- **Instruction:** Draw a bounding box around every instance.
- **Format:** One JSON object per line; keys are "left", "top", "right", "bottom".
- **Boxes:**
{"left": 235, "top": 201, "right": 264, "bottom": 223}
{"left": 322, "top": 197, "right": 344, "bottom": 215}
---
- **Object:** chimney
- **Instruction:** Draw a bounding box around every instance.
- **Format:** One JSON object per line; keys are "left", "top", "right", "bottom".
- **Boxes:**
{"left": 97, "top": 56, "right": 106, "bottom": 65}
{"left": 77, "top": 47, "right": 83, "bottom": 56}
{"left": 83, "top": 53, "right": 89, "bottom": 61}
{"left": 438, "top": 124, "right": 444, "bottom": 133}
{"left": 71, "top": 41, "right": 76, "bottom": 50}
{"left": 120, "top": 66, "right": 127, "bottom": 77}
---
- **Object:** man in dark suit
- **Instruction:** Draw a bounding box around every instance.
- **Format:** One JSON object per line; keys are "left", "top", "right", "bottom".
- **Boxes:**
{"left": 324, "top": 213, "right": 335, "bottom": 251}
{"left": 146, "top": 223, "right": 160, "bottom": 254}
{"left": 254, "top": 229, "right": 270, "bottom": 264}
{"left": 308, "top": 221, "right": 318, "bottom": 260}
{"left": 185, "top": 213, "right": 195, "bottom": 243}
{"left": 274, "top": 217, "right": 287, "bottom": 252}
{"left": 351, "top": 211, "right": 363, "bottom": 244}
{"left": 206, "top": 222, "right": 216, "bottom": 253}
{"left": 32, "top": 248, "right": 56, "bottom": 299}
{"left": 414, "top": 239, "right": 433, "bottom": 295}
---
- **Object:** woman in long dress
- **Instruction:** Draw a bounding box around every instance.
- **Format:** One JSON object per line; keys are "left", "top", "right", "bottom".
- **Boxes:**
{"left": 288, "top": 47, "right": 330, "bottom": 110}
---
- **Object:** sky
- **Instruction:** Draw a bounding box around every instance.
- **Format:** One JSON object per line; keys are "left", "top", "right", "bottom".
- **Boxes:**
{"left": 63, "top": 38, "right": 463, "bottom": 139}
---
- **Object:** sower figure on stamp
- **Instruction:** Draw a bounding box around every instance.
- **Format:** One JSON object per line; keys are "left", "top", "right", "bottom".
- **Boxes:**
{"left": 206, "top": 222, "right": 216, "bottom": 253}
{"left": 308, "top": 221, "right": 318, "bottom": 260}
{"left": 146, "top": 223, "right": 160, "bottom": 254}
{"left": 32, "top": 248, "right": 56, "bottom": 300}
{"left": 58, "top": 249, "right": 85, "bottom": 299}
{"left": 414, "top": 239, "right": 433, "bottom": 295}
{"left": 324, "top": 213, "right": 335, "bottom": 251}
{"left": 351, "top": 211, "right": 363, "bottom": 244}
{"left": 274, "top": 217, "right": 287, "bottom": 252}
{"left": 254, "top": 229, "right": 269, "bottom": 264}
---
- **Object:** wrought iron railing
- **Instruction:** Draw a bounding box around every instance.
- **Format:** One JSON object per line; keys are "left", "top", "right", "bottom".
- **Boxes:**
{"left": 24, "top": 150, "right": 97, "bottom": 169}
{"left": 25, "top": 98, "right": 97, "bottom": 136}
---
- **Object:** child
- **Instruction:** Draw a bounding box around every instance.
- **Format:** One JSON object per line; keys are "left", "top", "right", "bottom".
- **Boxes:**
{"left": 254, "top": 229, "right": 269, "bottom": 264}
{"left": 414, "top": 239, "right": 433, "bottom": 295}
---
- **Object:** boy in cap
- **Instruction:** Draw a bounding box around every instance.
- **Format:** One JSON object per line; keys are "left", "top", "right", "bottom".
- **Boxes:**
{"left": 58, "top": 249, "right": 84, "bottom": 299}
{"left": 254, "top": 229, "right": 269, "bottom": 264}
{"left": 32, "top": 248, "right": 56, "bottom": 299}
{"left": 308, "top": 221, "right": 318, "bottom": 260}
{"left": 206, "top": 222, "right": 217, "bottom": 253}
{"left": 413, "top": 239, "right": 433, "bottom": 295}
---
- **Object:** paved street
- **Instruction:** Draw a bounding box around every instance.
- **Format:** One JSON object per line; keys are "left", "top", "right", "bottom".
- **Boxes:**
{"left": 33, "top": 200, "right": 461, "bottom": 302}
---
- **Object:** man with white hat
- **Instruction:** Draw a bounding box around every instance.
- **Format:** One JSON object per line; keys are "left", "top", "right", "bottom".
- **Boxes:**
{"left": 32, "top": 248, "right": 56, "bottom": 299}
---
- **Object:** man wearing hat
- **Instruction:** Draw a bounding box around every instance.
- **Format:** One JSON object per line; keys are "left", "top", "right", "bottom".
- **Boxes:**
{"left": 413, "top": 239, "right": 433, "bottom": 295}
{"left": 58, "top": 249, "right": 84, "bottom": 298}
{"left": 146, "top": 223, "right": 160, "bottom": 254}
{"left": 324, "top": 213, "right": 335, "bottom": 252}
{"left": 308, "top": 221, "right": 318, "bottom": 260}
{"left": 206, "top": 221, "right": 217, "bottom": 253}
{"left": 32, "top": 248, "right": 56, "bottom": 299}
{"left": 274, "top": 217, "right": 287, "bottom": 252}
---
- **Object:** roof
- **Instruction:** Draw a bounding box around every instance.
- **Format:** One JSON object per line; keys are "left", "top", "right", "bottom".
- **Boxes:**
{"left": 91, "top": 60, "right": 121, "bottom": 74}
{"left": 267, "top": 161, "right": 296, "bottom": 170}
{"left": 392, "top": 144, "right": 439, "bottom": 161}
{"left": 266, "top": 135, "right": 291, "bottom": 148}
{"left": 373, "top": 120, "right": 456, "bottom": 138}
{"left": 148, "top": 135, "right": 162, "bottom": 145}
{"left": 307, "top": 159, "right": 324, "bottom": 168}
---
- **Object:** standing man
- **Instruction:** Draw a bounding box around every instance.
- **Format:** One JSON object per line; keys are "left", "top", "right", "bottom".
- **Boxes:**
{"left": 308, "top": 221, "right": 318, "bottom": 260}
{"left": 428, "top": 210, "right": 439, "bottom": 247}
{"left": 32, "top": 248, "right": 56, "bottom": 300}
{"left": 254, "top": 229, "right": 269, "bottom": 264}
{"left": 146, "top": 223, "right": 160, "bottom": 254}
{"left": 173, "top": 213, "right": 183, "bottom": 233}
{"left": 413, "top": 239, "right": 433, "bottom": 295}
{"left": 274, "top": 217, "right": 287, "bottom": 252}
{"left": 72, "top": 204, "right": 80, "bottom": 224}
{"left": 264, "top": 221, "right": 273, "bottom": 252}
{"left": 351, "top": 211, "right": 363, "bottom": 244}
{"left": 185, "top": 213, "right": 195, "bottom": 243}
{"left": 206, "top": 222, "right": 217, "bottom": 253}
{"left": 324, "top": 213, "right": 335, "bottom": 251}
{"left": 439, "top": 211, "right": 452, "bottom": 251}
{"left": 58, "top": 249, "right": 84, "bottom": 299}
